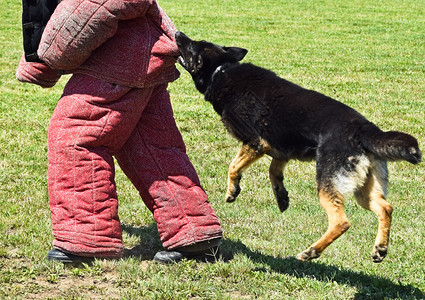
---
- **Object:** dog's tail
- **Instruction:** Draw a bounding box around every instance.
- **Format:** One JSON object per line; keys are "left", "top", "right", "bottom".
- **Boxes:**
{"left": 359, "top": 123, "right": 422, "bottom": 164}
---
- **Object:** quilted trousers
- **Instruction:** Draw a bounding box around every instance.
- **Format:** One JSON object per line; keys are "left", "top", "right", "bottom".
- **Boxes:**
{"left": 48, "top": 74, "right": 222, "bottom": 258}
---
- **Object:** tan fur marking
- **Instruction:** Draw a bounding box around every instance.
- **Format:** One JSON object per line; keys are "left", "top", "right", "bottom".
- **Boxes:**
{"left": 354, "top": 160, "right": 392, "bottom": 260}
{"left": 225, "top": 142, "right": 270, "bottom": 202}
{"left": 306, "top": 190, "right": 350, "bottom": 255}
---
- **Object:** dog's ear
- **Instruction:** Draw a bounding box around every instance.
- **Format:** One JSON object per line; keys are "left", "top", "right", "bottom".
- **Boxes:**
{"left": 225, "top": 47, "right": 248, "bottom": 61}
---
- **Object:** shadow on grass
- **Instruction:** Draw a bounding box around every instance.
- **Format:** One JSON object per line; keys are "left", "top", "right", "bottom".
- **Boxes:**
{"left": 122, "top": 223, "right": 162, "bottom": 260}
{"left": 222, "top": 239, "right": 425, "bottom": 300}
{"left": 121, "top": 224, "right": 423, "bottom": 299}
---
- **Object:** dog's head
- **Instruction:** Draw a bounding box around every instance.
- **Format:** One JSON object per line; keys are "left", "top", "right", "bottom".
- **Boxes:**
{"left": 175, "top": 31, "right": 248, "bottom": 93}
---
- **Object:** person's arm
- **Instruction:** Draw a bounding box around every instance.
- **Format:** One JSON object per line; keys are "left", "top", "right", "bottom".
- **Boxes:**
{"left": 16, "top": 53, "right": 61, "bottom": 88}
{"left": 38, "top": 0, "right": 154, "bottom": 70}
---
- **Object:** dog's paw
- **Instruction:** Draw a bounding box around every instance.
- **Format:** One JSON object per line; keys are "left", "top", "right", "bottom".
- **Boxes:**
{"left": 296, "top": 247, "right": 320, "bottom": 262}
{"left": 371, "top": 245, "right": 387, "bottom": 263}
{"left": 225, "top": 185, "right": 241, "bottom": 203}
{"left": 225, "top": 195, "right": 237, "bottom": 203}
{"left": 276, "top": 188, "right": 289, "bottom": 212}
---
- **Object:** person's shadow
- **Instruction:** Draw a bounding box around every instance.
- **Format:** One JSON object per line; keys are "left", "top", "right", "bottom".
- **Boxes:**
{"left": 122, "top": 223, "right": 163, "bottom": 260}
{"left": 122, "top": 224, "right": 424, "bottom": 299}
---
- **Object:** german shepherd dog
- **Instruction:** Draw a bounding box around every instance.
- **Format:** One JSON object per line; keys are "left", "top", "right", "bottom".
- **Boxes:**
{"left": 175, "top": 31, "right": 422, "bottom": 262}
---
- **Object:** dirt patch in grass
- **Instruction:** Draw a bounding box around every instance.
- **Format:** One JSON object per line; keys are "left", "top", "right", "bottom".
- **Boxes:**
{"left": 25, "top": 272, "right": 121, "bottom": 299}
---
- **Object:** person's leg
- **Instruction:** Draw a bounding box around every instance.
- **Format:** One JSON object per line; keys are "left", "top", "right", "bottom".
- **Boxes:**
{"left": 48, "top": 74, "right": 154, "bottom": 259}
{"left": 115, "top": 85, "right": 222, "bottom": 254}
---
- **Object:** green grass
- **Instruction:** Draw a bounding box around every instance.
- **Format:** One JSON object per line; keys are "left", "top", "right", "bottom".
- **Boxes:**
{"left": 1, "top": 0, "right": 424, "bottom": 298}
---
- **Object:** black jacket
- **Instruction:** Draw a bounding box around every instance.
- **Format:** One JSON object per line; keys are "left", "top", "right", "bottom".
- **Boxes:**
{"left": 22, "top": 0, "right": 57, "bottom": 62}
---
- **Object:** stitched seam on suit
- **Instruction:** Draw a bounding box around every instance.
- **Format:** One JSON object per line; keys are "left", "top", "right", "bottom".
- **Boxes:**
{"left": 122, "top": 90, "right": 197, "bottom": 245}
{"left": 72, "top": 104, "right": 93, "bottom": 241}
{"left": 39, "top": 2, "right": 80, "bottom": 57}
{"left": 41, "top": 1, "right": 103, "bottom": 59}
{"left": 53, "top": 96, "right": 80, "bottom": 237}
{"left": 128, "top": 128, "right": 197, "bottom": 244}
{"left": 70, "top": 101, "right": 112, "bottom": 243}
{"left": 90, "top": 107, "right": 114, "bottom": 243}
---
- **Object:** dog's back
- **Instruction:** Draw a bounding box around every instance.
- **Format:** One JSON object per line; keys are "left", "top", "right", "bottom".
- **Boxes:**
{"left": 206, "top": 62, "right": 421, "bottom": 164}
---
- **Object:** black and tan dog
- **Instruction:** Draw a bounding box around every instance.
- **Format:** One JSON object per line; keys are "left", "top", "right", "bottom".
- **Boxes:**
{"left": 175, "top": 31, "right": 421, "bottom": 262}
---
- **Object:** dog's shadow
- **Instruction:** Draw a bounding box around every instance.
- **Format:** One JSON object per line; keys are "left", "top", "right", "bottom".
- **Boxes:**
{"left": 122, "top": 224, "right": 424, "bottom": 299}
{"left": 222, "top": 239, "right": 424, "bottom": 299}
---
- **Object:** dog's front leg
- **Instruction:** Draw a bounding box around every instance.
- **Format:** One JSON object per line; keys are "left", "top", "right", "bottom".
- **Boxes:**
{"left": 269, "top": 158, "right": 289, "bottom": 212}
{"left": 226, "top": 143, "right": 265, "bottom": 203}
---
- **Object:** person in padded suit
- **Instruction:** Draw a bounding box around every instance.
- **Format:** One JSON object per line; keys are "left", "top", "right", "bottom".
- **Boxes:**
{"left": 17, "top": 0, "right": 222, "bottom": 263}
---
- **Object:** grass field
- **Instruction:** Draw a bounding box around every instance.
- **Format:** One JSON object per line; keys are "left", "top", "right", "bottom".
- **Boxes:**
{"left": 1, "top": 0, "right": 424, "bottom": 298}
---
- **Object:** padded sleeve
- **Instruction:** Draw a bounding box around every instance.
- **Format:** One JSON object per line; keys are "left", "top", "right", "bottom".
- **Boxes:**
{"left": 16, "top": 53, "right": 61, "bottom": 88}
{"left": 38, "top": 0, "right": 153, "bottom": 70}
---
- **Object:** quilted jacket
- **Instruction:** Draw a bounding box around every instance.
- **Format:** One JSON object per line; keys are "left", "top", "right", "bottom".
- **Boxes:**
{"left": 37, "top": 0, "right": 180, "bottom": 88}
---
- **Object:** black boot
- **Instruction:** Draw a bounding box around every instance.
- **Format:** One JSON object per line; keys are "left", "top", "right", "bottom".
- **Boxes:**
{"left": 153, "top": 238, "right": 221, "bottom": 263}
{"left": 47, "top": 249, "right": 93, "bottom": 263}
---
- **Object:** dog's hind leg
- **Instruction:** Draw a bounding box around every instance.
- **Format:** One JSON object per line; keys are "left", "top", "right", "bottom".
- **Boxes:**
{"left": 225, "top": 143, "right": 267, "bottom": 203}
{"left": 354, "top": 160, "right": 391, "bottom": 263}
{"left": 269, "top": 158, "right": 289, "bottom": 212}
{"left": 297, "top": 188, "right": 350, "bottom": 261}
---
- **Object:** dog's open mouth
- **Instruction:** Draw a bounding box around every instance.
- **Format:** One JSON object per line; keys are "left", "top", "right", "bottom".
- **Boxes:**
{"left": 177, "top": 56, "right": 186, "bottom": 67}
{"left": 176, "top": 55, "right": 189, "bottom": 71}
